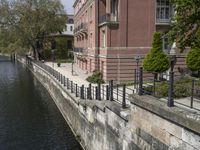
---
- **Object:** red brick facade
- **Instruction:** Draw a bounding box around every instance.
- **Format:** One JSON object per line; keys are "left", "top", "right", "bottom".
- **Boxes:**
{"left": 73, "top": 0, "right": 186, "bottom": 82}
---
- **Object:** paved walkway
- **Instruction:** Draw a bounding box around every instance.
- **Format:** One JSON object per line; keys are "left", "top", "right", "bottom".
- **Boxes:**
{"left": 45, "top": 62, "right": 91, "bottom": 86}
{"left": 45, "top": 61, "right": 200, "bottom": 111}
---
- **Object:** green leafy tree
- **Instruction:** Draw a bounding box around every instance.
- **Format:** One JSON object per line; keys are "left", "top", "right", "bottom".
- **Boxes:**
{"left": 55, "top": 37, "right": 68, "bottom": 59}
{"left": 186, "top": 29, "right": 200, "bottom": 72}
{"left": 0, "top": 0, "right": 67, "bottom": 60}
{"left": 143, "top": 32, "right": 170, "bottom": 73}
{"left": 168, "top": 0, "right": 200, "bottom": 50}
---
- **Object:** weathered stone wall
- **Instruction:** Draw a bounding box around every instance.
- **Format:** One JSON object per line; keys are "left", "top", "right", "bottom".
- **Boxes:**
{"left": 18, "top": 57, "right": 200, "bottom": 150}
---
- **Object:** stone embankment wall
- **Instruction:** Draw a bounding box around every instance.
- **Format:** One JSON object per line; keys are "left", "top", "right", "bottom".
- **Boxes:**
{"left": 18, "top": 57, "right": 200, "bottom": 150}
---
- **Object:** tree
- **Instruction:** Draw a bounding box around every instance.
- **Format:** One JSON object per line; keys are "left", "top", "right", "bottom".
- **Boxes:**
{"left": 143, "top": 32, "right": 170, "bottom": 74}
{"left": 186, "top": 29, "right": 200, "bottom": 72}
{"left": 168, "top": 0, "right": 200, "bottom": 50}
{"left": 0, "top": 0, "right": 67, "bottom": 60}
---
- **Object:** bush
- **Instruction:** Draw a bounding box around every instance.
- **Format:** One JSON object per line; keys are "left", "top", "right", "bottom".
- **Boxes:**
{"left": 86, "top": 71, "right": 105, "bottom": 84}
{"left": 143, "top": 32, "right": 170, "bottom": 73}
{"left": 144, "top": 78, "right": 193, "bottom": 98}
{"left": 186, "top": 47, "right": 200, "bottom": 72}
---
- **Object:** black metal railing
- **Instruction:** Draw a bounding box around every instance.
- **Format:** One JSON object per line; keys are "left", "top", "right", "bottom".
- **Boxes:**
{"left": 25, "top": 56, "right": 129, "bottom": 109}
{"left": 24, "top": 56, "right": 200, "bottom": 111}
{"left": 73, "top": 47, "right": 84, "bottom": 53}
{"left": 138, "top": 67, "right": 200, "bottom": 111}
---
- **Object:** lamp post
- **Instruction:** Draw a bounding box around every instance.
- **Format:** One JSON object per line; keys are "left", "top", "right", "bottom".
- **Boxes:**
{"left": 168, "top": 43, "right": 177, "bottom": 107}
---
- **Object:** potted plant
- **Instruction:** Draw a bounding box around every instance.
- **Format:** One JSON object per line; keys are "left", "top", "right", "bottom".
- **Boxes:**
{"left": 57, "top": 59, "right": 61, "bottom": 67}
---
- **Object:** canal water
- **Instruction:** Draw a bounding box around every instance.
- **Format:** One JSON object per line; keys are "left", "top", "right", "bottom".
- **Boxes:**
{"left": 0, "top": 58, "right": 82, "bottom": 150}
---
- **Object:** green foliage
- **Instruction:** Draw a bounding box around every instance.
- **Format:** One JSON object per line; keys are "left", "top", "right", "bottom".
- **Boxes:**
{"left": 186, "top": 47, "right": 200, "bottom": 71}
{"left": 86, "top": 71, "right": 105, "bottom": 84}
{"left": 43, "top": 49, "right": 52, "bottom": 60}
{"left": 0, "top": 0, "right": 67, "bottom": 59}
{"left": 168, "top": 0, "right": 200, "bottom": 50}
{"left": 55, "top": 37, "right": 68, "bottom": 59}
{"left": 143, "top": 32, "right": 170, "bottom": 73}
{"left": 143, "top": 78, "right": 192, "bottom": 98}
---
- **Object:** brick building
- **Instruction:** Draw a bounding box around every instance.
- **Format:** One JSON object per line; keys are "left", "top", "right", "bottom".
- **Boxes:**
{"left": 73, "top": 0, "right": 185, "bottom": 82}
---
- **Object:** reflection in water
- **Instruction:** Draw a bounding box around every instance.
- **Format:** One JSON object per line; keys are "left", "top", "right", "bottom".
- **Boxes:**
{"left": 0, "top": 59, "right": 82, "bottom": 150}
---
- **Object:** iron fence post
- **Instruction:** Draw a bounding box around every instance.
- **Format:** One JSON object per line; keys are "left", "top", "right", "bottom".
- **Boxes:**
{"left": 106, "top": 85, "right": 109, "bottom": 100}
{"left": 168, "top": 71, "right": 174, "bottom": 107}
{"left": 122, "top": 84, "right": 126, "bottom": 109}
{"left": 138, "top": 67, "right": 143, "bottom": 95}
{"left": 71, "top": 81, "right": 73, "bottom": 93}
{"left": 64, "top": 76, "right": 66, "bottom": 86}
{"left": 98, "top": 83, "right": 101, "bottom": 100}
{"left": 191, "top": 80, "right": 194, "bottom": 108}
{"left": 95, "top": 86, "right": 98, "bottom": 100}
{"left": 75, "top": 84, "right": 78, "bottom": 97}
{"left": 89, "top": 84, "right": 92, "bottom": 100}
{"left": 110, "top": 80, "right": 113, "bottom": 101}
{"left": 67, "top": 78, "right": 69, "bottom": 89}
{"left": 81, "top": 85, "right": 84, "bottom": 99}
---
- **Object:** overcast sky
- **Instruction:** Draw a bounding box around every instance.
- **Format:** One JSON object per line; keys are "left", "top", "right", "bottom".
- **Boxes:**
{"left": 60, "top": 0, "right": 75, "bottom": 14}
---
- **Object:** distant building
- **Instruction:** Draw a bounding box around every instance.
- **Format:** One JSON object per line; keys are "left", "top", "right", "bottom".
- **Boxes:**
{"left": 73, "top": 0, "right": 186, "bottom": 82}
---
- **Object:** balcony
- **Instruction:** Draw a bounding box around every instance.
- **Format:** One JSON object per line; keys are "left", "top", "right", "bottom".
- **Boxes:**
{"left": 74, "top": 23, "right": 88, "bottom": 36}
{"left": 74, "top": 47, "right": 83, "bottom": 53}
{"left": 99, "top": 13, "right": 119, "bottom": 27}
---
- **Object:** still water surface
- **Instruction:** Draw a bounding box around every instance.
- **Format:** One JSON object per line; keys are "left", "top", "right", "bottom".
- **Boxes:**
{"left": 0, "top": 58, "right": 82, "bottom": 150}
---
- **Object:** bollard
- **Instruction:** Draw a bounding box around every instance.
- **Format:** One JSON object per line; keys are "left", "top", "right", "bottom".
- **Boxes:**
{"left": 122, "top": 84, "right": 126, "bottom": 109}
{"left": 106, "top": 85, "right": 109, "bottom": 100}
{"left": 110, "top": 80, "right": 114, "bottom": 101}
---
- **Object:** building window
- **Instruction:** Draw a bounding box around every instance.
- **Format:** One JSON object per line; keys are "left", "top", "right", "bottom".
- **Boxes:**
{"left": 156, "top": 0, "right": 172, "bottom": 22}
{"left": 102, "top": 30, "right": 106, "bottom": 48}
{"left": 162, "top": 35, "right": 170, "bottom": 52}
{"left": 68, "top": 19, "right": 74, "bottom": 24}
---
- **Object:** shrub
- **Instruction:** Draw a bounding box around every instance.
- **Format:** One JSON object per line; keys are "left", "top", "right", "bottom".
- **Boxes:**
{"left": 143, "top": 32, "right": 170, "bottom": 73}
{"left": 86, "top": 71, "right": 105, "bottom": 84}
{"left": 186, "top": 47, "right": 200, "bottom": 72}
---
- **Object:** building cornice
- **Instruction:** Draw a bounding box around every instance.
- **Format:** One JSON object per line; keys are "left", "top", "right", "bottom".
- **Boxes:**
{"left": 73, "top": 0, "right": 79, "bottom": 8}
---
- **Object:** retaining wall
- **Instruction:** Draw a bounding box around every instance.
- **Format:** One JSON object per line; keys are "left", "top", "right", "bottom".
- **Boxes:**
{"left": 18, "top": 57, "right": 200, "bottom": 150}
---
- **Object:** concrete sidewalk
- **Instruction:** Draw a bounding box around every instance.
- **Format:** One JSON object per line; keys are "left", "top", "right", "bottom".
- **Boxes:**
{"left": 45, "top": 62, "right": 91, "bottom": 86}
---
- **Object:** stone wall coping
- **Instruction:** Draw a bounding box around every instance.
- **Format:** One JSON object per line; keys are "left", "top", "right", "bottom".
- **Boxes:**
{"left": 78, "top": 100, "right": 129, "bottom": 122}
{"left": 130, "top": 94, "right": 200, "bottom": 134}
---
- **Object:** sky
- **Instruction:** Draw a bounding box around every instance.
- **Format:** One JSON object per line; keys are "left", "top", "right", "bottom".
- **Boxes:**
{"left": 60, "top": 0, "right": 75, "bottom": 14}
